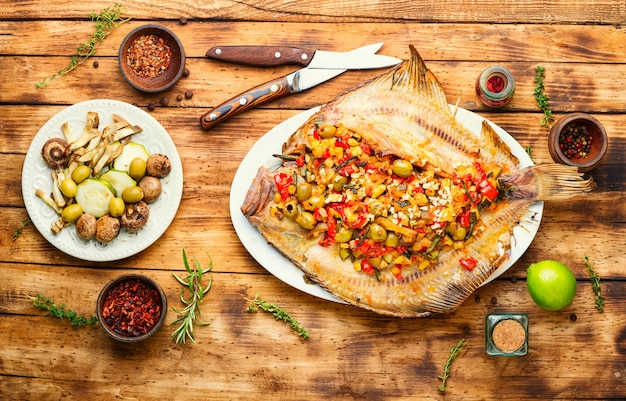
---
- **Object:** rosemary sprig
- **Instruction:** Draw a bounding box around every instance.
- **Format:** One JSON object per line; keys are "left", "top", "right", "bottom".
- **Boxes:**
{"left": 27, "top": 293, "right": 98, "bottom": 326}
{"left": 170, "top": 249, "right": 213, "bottom": 344}
{"left": 35, "top": 3, "right": 131, "bottom": 88}
{"left": 13, "top": 219, "right": 31, "bottom": 241}
{"left": 525, "top": 145, "right": 533, "bottom": 161}
{"left": 437, "top": 338, "right": 468, "bottom": 392}
{"left": 533, "top": 66, "right": 554, "bottom": 129}
{"left": 246, "top": 294, "right": 310, "bottom": 339}
{"left": 584, "top": 255, "right": 605, "bottom": 312}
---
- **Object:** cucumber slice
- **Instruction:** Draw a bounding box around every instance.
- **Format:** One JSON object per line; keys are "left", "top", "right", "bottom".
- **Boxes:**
{"left": 100, "top": 170, "right": 136, "bottom": 198}
{"left": 75, "top": 179, "right": 115, "bottom": 218}
{"left": 113, "top": 142, "right": 150, "bottom": 173}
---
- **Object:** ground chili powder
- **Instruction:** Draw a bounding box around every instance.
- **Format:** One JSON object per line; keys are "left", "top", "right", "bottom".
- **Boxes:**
{"left": 101, "top": 279, "right": 162, "bottom": 337}
{"left": 486, "top": 75, "right": 505, "bottom": 93}
{"left": 127, "top": 34, "right": 172, "bottom": 79}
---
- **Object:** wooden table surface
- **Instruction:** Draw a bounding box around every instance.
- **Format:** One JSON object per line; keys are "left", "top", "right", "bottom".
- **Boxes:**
{"left": 2, "top": 1, "right": 626, "bottom": 400}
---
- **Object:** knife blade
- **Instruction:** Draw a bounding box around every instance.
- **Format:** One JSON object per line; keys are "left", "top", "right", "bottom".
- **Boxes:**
{"left": 199, "top": 67, "right": 346, "bottom": 130}
{"left": 206, "top": 42, "right": 401, "bottom": 70}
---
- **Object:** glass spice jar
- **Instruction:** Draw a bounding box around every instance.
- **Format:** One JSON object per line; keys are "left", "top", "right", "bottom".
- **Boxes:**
{"left": 475, "top": 66, "right": 516, "bottom": 108}
{"left": 485, "top": 313, "right": 528, "bottom": 356}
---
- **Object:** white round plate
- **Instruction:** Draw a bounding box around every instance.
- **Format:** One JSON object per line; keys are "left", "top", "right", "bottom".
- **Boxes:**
{"left": 22, "top": 99, "right": 183, "bottom": 262}
{"left": 230, "top": 106, "right": 543, "bottom": 302}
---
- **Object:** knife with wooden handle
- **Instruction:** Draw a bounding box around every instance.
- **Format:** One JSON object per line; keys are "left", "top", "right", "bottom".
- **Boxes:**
{"left": 206, "top": 46, "right": 316, "bottom": 67}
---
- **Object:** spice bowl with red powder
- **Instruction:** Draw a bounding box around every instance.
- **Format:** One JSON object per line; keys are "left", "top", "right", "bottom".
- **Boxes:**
{"left": 97, "top": 273, "right": 167, "bottom": 343}
{"left": 118, "top": 24, "right": 185, "bottom": 93}
{"left": 548, "top": 112, "right": 608, "bottom": 172}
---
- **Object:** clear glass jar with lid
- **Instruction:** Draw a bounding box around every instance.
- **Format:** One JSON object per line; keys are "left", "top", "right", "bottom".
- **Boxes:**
{"left": 475, "top": 66, "right": 515, "bottom": 108}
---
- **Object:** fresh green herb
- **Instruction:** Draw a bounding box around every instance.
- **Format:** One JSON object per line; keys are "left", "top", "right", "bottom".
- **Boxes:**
{"left": 584, "top": 255, "right": 605, "bottom": 312}
{"left": 171, "top": 249, "right": 213, "bottom": 344}
{"left": 525, "top": 145, "right": 533, "bottom": 161}
{"left": 27, "top": 293, "right": 98, "bottom": 326}
{"left": 533, "top": 66, "right": 554, "bottom": 129}
{"left": 246, "top": 293, "right": 310, "bottom": 339}
{"left": 437, "top": 338, "right": 468, "bottom": 392}
{"left": 36, "top": 3, "right": 131, "bottom": 88}
{"left": 13, "top": 219, "right": 31, "bottom": 241}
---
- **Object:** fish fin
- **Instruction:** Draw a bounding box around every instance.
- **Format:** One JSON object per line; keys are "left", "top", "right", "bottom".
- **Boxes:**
{"left": 241, "top": 167, "right": 274, "bottom": 217}
{"left": 480, "top": 120, "right": 520, "bottom": 172}
{"left": 505, "top": 164, "right": 596, "bottom": 201}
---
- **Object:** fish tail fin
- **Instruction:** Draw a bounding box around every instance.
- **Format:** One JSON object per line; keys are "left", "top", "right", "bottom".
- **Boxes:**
{"left": 504, "top": 164, "right": 596, "bottom": 201}
{"left": 241, "top": 167, "right": 274, "bottom": 217}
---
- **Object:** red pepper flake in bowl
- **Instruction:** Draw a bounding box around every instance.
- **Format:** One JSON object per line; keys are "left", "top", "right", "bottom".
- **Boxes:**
{"left": 101, "top": 278, "right": 162, "bottom": 337}
{"left": 126, "top": 34, "right": 172, "bottom": 79}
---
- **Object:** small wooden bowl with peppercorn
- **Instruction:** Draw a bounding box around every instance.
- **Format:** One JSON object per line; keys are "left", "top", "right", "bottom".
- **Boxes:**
{"left": 97, "top": 273, "right": 167, "bottom": 343}
{"left": 118, "top": 24, "right": 185, "bottom": 93}
{"left": 548, "top": 112, "right": 608, "bottom": 172}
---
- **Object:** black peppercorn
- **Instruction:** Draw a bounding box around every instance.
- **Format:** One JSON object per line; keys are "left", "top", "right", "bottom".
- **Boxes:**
{"left": 160, "top": 97, "right": 169, "bottom": 106}
{"left": 176, "top": 94, "right": 183, "bottom": 101}
{"left": 185, "top": 90, "right": 193, "bottom": 99}
{"left": 147, "top": 103, "right": 155, "bottom": 111}
{"left": 93, "top": 60, "right": 99, "bottom": 68}
{"left": 183, "top": 68, "right": 190, "bottom": 78}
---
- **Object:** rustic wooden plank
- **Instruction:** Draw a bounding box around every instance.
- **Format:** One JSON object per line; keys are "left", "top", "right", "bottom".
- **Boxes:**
{"left": 2, "top": 21, "right": 626, "bottom": 63}
{"left": 2, "top": 1, "right": 625, "bottom": 24}
{"left": 0, "top": 263, "right": 622, "bottom": 400}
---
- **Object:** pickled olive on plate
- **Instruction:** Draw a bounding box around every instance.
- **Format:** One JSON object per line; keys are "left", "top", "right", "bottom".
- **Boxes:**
{"left": 71, "top": 165, "right": 91, "bottom": 184}
{"left": 109, "top": 198, "right": 126, "bottom": 217}
{"left": 391, "top": 159, "right": 413, "bottom": 178}
{"left": 122, "top": 186, "right": 144, "bottom": 204}
{"left": 61, "top": 204, "right": 83, "bottom": 223}
{"left": 60, "top": 178, "right": 78, "bottom": 198}
{"left": 129, "top": 157, "right": 147, "bottom": 180}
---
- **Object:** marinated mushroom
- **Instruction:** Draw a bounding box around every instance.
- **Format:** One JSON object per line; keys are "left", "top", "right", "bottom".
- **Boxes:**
{"left": 138, "top": 176, "right": 162, "bottom": 203}
{"left": 146, "top": 154, "right": 172, "bottom": 178}
{"left": 121, "top": 200, "right": 150, "bottom": 231}
{"left": 96, "top": 215, "right": 121, "bottom": 243}
{"left": 75, "top": 213, "right": 97, "bottom": 240}
{"left": 41, "top": 138, "right": 70, "bottom": 169}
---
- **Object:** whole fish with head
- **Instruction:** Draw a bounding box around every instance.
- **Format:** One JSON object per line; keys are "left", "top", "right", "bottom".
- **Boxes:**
{"left": 241, "top": 45, "right": 595, "bottom": 317}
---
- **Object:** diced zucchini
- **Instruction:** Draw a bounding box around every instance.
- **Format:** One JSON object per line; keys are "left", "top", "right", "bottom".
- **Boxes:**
{"left": 112, "top": 142, "right": 150, "bottom": 173}
{"left": 100, "top": 170, "right": 136, "bottom": 198}
{"left": 75, "top": 179, "right": 115, "bottom": 217}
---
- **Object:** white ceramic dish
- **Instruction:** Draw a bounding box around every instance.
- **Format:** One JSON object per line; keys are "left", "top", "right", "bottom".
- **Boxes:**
{"left": 22, "top": 99, "right": 183, "bottom": 262}
{"left": 230, "top": 106, "right": 543, "bottom": 303}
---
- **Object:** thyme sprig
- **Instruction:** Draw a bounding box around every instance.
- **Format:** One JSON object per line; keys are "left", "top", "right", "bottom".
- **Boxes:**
{"left": 584, "top": 255, "right": 605, "bottom": 312}
{"left": 35, "top": 3, "right": 131, "bottom": 88}
{"left": 13, "top": 219, "right": 31, "bottom": 241}
{"left": 533, "top": 66, "right": 554, "bottom": 129}
{"left": 27, "top": 293, "right": 98, "bottom": 326}
{"left": 246, "top": 294, "right": 310, "bottom": 339}
{"left": 437, "top": 338, "right": 468, "bottom": 392}
{"left": 171, "top": 249, "right": 213, "bottom": 344}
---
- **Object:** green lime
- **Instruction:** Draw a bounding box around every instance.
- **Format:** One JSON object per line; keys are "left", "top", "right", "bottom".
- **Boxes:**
{"left": 526, "top": 260, "right": 577, "bottom": 311}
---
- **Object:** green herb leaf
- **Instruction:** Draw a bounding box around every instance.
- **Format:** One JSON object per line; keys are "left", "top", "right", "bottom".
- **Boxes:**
{"left": 584, "top": 255, "right": 605, "bottom": 312}
{"left": 35, "top": 3, "right": 131, "bottom": 88}
{"left": 246, "top": 293, "right": 310, "bottom": 339}
{"left": 170, "top": 249, "right": 213, "bottom": 344}
{"left": 533, "top": 66, "right": 554, "bottom": 129}
{"left": 27, "top": 293, "right": 98, "bottom": 326}
{"left": 437, "top": 338, "right": 468, "bottom": 392}
{"left": 13, "top": 219, "right": 31, "bottom": 241}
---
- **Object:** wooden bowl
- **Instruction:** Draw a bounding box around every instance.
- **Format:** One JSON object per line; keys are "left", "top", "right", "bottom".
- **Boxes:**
{"left": 118, "top": 25, "right": 185, "bottom": 93}
{"left": 97, "top": 273, "right": 167, "bottom": 343}
{"left": 548, "top": 113, "right": 608, "bottom": 172}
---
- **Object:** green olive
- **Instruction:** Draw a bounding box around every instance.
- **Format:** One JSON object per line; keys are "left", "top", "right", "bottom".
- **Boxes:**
{"left": 295, "top": 211, "right": 316, "bottom": 230}
{"left": 108, "top": 197, "right": 126, "bottom": 217}
{"left": 128, "top": 157, "right": 147, "bottom": 181}
{"left": 60, "top": 178, "right": 78, "bottom": 198}
{"left": 122, "top": 186, "right": 144, "bottom": 204}
{"left": 368, "top": 222, "right": 388, "bottom": 242}
{"left": 307, "top": 195, "right": 326, "bottom": 209}
{"left": 61, "top": 203, "right": 83, "bottom": 223}
{"left": 296, "top": 182, "right": 312, "bottom": 202}
{"left": 319, "top": 124, "right": 337, "bottom": 139}
{"left": 332, "top": 175, "right": 349, "bottom": 192}
{"left": 385, "top": 232, "right": 399, "bottom": 248}
{"left": 334, "top": 227, "right": 353, "bottom": 243}
{"left": 283, "top": 201, "right": 299, "bottom": 219}
{"left": 71, "top": 165, "right": 91, "bottom": 184}
{"left": 391, "top": 159, "right": 413, "bottom": 178}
